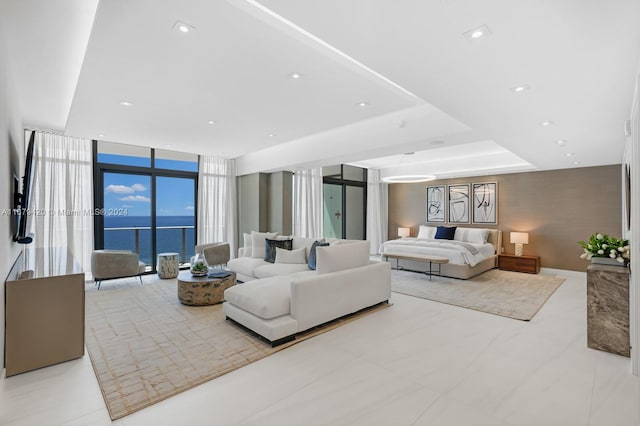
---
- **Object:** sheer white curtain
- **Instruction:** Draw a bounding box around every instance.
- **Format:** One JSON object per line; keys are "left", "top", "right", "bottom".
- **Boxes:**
{"left": 366, "top": 168, "right": 388, "bottom": 254}
{"left": 197, "top": 155, "right": 237, "bottom": 256}
{"left": 293, "top": 167, "right": 323, "bottom": 238}
{"left": 28, "top": 131, "right": 94, "bottom": 271}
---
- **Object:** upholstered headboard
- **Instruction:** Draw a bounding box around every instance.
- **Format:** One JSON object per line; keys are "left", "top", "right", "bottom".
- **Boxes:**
{"left": 486, "top": 229, "right": 502, "bottom": 254}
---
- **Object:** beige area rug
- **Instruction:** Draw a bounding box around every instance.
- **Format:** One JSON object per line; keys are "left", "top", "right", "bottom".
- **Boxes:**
{"left": 392, "top": 268, "right": 565, "bottom": 321}
{"left": 85, "top": 277, "right": 389, "bottom": 420}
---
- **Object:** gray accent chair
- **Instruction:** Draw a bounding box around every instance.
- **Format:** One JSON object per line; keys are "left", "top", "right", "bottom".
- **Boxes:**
{"left": 91, "top": 250, "right": 146, "bottom": 290}
{"left": 195, "top": 242, "right": 230, "bottom": 268}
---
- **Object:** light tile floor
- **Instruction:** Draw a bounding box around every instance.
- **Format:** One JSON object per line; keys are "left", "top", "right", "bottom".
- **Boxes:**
{"left": 1, "top": 270, "right": 638, "bottom": 426}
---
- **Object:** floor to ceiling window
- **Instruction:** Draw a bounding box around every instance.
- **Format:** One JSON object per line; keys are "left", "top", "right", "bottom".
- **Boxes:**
{"left": 93, "top": 141, "right": 198, "bottom": 271}
{"left": 322, "top": 164, "right": 367, "bottom": 240}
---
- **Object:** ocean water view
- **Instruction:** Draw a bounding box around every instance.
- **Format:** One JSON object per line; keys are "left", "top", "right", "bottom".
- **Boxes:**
{"left": 104, "top": 215, "right": 195, "bottom": 265}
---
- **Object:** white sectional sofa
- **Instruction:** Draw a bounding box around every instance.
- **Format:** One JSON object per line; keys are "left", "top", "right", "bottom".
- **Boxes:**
{"left": 223, "top": 238, "right": 391, "bottom": 346}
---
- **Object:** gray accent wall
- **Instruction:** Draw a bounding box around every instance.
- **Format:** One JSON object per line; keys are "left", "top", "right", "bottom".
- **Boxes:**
{"left": 0, "top": 28, "right": 24, "bottom": 372}
{"left": 237, "top": 171, "right": 293, "bottom": 253}
{"left": 388, "top": 165, "right": 622, "bottom": 271}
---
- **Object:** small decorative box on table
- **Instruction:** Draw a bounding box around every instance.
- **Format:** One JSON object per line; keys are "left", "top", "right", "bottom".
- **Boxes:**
{"left": 498, "top": 254, "right": 540, "bottom": 274}
{"left": 177, "top": 270, "right": 236, "bottom": 306}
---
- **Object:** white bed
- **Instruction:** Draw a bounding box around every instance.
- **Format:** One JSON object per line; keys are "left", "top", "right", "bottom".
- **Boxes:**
{"left": 379, "top": 226, "right": 502, "bottom": 279}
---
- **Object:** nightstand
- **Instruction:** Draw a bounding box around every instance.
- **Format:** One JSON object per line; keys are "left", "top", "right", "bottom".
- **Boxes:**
{"left": 498, "top": 254, "right": 540, "bottom": 274}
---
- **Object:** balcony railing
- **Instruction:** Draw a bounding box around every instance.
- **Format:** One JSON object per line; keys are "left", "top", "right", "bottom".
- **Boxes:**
{"left": 104, "top": 225, "right": 195, "bottom": 265}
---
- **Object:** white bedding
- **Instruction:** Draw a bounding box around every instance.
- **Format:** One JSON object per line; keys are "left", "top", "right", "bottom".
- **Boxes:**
{"left": 379, "top": 237, "right": 495, "bottom": 267}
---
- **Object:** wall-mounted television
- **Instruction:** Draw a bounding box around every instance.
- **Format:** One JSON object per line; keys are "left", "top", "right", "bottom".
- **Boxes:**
{"left": 13, "top": 130, "right": 35, "bottom": 244}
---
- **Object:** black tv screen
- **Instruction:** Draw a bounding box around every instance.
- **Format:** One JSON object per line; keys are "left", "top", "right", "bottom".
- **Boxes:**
{"left": 13, "top": 130, "right": 35, "bottom": 244}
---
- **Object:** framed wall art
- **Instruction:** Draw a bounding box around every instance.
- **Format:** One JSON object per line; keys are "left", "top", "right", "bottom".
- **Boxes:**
{"left": 426, "top": 185, "right": 445, "bottom": 223}
{"left": 472, "top": 182, "right": 498, "bottom": 224}
{"left": 448, "top": 184, "right": 469, "bottom": 223}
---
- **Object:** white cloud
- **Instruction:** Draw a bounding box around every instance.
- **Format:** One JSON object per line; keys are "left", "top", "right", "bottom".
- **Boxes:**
{"left": 106, "top": 183, "right": 147, "bottom": 194}
{"left": 185, "top": 205, "right": 194, "bottom": 211}
{"left": 121, "top": 204, "right": 134, "bottom": 208}
{"left": 119, "top": 195, "right": 151, "bottom": 202}
{"left": 106, "top": 184, "right": 134, "bottom": 194}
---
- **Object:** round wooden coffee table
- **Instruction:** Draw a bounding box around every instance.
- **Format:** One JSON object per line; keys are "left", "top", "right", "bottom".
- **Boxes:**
{"left": 177, "top": 270, "right": 236, "bottom": 306}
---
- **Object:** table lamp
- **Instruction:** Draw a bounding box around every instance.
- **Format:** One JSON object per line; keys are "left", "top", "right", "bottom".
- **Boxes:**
{"left": 398, "top": 227, "right": 410, "bottom": 238}
{"left": 510, "top": 232, "right": 529, "bottom": 256}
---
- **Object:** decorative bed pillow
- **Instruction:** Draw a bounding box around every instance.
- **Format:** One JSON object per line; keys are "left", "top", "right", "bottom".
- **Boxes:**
{"left": 242, "top": 233, "right": 253, "bottom": 257}
{"left": 434, "top": 226, "right": 457, "bottom": 240}
{"left": 251, "top": 231, "right": 277, "bottom": 258}
{"left": 417, "top": 225, "right": 436, "bottom": 239}
{"left": 307, "top": 240, "right": 330, "bottom": 270}
{"left": 454, "top": 228, "right": 489, "bottom": 244}
{"left": 275, "top": 247, "right": 306, "bottom": 264}
{"left": 264, "top": 238, "right": 293, "bottom": 263}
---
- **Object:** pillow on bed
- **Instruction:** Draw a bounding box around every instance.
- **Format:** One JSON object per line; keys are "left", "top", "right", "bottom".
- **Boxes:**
{"left": 454, "top": 228, "right": 489, "bottom": 244}
{"left": 417, "top": 225, "right": 436, "bottom": 239}
{"left": 434, "top": 226, "right": 457, "bottom": 240}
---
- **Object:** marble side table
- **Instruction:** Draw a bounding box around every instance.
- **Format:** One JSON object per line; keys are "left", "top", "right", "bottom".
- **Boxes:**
{"left": 157, "top": 252, "right": 179, "bottom": 279}
{"left": 587, "top": 263, "right": 630, "bottom": 357}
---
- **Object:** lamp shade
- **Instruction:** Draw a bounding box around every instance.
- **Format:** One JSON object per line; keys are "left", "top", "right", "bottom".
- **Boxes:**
{"left": 510, "top": 232, "right": 529, "bottom": 244}
{"left": 398, "top": 227, "right": 410, "bottom": 238}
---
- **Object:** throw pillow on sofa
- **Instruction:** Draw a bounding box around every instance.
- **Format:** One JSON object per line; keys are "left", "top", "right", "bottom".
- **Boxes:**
{"left": 275, "top": 247, "right": 306, "bottom": 264}
{"left": 307, "top": 240, "right": 329, "bottom": 270}
{"left": 242, "top": 233, "right": 253, "bottom": 257}
{"left": 264, "top": 238, "right": 293, "bottom": 263}
{"left": 251, "top": 231, "right": 277, "bottom": 259}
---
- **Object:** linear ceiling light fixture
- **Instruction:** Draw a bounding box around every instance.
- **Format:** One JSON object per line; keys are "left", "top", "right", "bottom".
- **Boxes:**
{"left": 381, "top": 175, "right": 436, "bottom": 184}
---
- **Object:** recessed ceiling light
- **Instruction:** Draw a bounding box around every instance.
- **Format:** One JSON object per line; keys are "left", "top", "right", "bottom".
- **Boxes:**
{"left": 573, "top": 161, "right": 582, "bottom": 166}
{"left": 289, "top": 72, "right": 303, "bottom": 79}
{"left": 166, "top": 144, "right": 172, "bottom": 148}
{"left": 463, "top": 25, "right": 492, "bottom": 41}
{"left": 555, "top": 140, "right": 567, "bottom": 146}
{"left": 510, "top": 84, "right": 530, "bottom": 93}
{"left": 173, "top": 21, "right": 194, "bottom": 33}
{"left": 381, "top": 175, "right": 436, "bottom": 184}
{"left": 357, "top": 101, "right": 369, "bottom": 107}
{"left": 208, "top": 120, "right": 216, "bottom": 125}
{"left": 119, "top": 100, "right": 133, "bottom": 107}
{"left": 566, "top": 152, "right": 574, "bottom": 157}
{"left": 539, "top": 121, "right": 554, "bottom": 126}
{"left": 97, "top": 134, "right": 104, "bottom": 138}
{"left": 268, "top": 133, "right": 276, "bottom": 137}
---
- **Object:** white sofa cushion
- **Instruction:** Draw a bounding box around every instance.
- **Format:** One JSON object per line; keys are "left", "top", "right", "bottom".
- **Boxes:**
{"left": 242, "top": 233, "right": 252, "bottom": 257}
{"left": 275, "top": 247, "right": 306, "bottom": 264}
{"left": 255, "top": 263, "right": 311, "bottom": 279}
{"left": 224, "top": 276, "right": 291, "bottom": 319}
{"left": 292, "top": 237, "right": 316, "bottom": 260}
{"left": 227, "top": 257, "right": 269, "bottom": 278}
{"left": 316, "top": 240, "right": 370, "bottom": 274}
{"left": 251, "top": 231, "right": 277, "bottom": 258}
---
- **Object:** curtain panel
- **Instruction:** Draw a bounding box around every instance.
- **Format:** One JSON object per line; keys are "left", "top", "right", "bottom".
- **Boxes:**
{"left": 366, "top": 168, "right": 388, "bottom": 254}
{"left": 197, "top": 156, "right": 237, "bottom": 257}
{"left": 292, "top": 167, "right": 323, "bottom": 238}
{"left": 27, "top": 131, "right": 94, "bottom": 272}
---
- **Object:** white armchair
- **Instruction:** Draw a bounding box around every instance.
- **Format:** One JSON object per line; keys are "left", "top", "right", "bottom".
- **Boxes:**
{"left": 91, "top": 250, "right": 146, "bottom": 290}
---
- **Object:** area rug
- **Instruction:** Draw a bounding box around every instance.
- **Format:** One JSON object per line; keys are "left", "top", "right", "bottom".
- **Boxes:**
{"left": 391, "top": 268, "right": 565, "bottom": 321}
{"left": 85, "top": 277, "right": 389, "bottom": 420}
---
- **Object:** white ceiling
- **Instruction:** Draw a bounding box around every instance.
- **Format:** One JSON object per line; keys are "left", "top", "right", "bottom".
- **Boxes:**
{"left": 2, "top": 0, "right": 640, "bottom": 178}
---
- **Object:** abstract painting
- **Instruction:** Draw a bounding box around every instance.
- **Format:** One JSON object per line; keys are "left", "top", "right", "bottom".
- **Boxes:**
{"left": 448, "top": 184, "right": 469, "bottom": 223}
{"left": 426, "top": 185, "right": 445, "bottom": 223}
{"left": 472, "top": 182, "right": 498, "bottom": 224}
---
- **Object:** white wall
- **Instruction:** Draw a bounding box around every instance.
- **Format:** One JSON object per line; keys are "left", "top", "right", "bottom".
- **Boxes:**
{"left": 0, "top": 24, "right": 24, "bottom": 376}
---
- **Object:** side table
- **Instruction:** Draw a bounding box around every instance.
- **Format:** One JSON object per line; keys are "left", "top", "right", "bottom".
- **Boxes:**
{"left": 498, "top": 254, "right": 540, "bottom": 274}
{"left": 157, "top": 252, "right": 179, "bottom": 279}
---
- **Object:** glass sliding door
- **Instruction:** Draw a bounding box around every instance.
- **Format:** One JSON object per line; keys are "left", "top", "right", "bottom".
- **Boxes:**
{"left": 345, "top": 186, "right": 364, "bottom": 239}
{"left": 102, "top": 172, "right": 152, "bottom": 266}
{"left": 323, "top": 183, "right": 343, "bottom": 238}
{"left": 155, "top": 176, "right": 196, "bottom": 265}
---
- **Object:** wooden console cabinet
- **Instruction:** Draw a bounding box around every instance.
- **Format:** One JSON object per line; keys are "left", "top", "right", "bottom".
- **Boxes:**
{"left": 5, "top": 248, "right": 85, "bottom": 376}
{"left": 498, "top": 254, "right": 540, "bottom": 274}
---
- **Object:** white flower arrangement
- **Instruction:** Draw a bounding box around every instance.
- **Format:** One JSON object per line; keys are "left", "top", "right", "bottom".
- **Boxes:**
{"left": 579, "top": 233, "right": 629, "bottom": 264}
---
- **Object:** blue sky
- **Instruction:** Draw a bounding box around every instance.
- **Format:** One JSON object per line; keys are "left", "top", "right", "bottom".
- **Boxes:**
{"left": 101, "top": 154, "right": 196, "bottom": 217}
